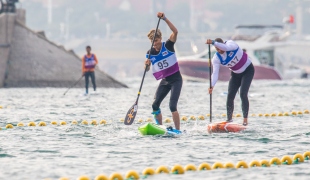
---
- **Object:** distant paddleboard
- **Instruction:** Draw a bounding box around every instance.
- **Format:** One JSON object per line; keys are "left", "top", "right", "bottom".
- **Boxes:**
{"left": 207, "top": 121, "right": 246, "bottom": 133}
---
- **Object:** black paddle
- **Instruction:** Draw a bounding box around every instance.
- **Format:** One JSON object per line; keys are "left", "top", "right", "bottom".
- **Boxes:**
{"left": 208, "top": 44, "right": 212, "bottom": 123}
{"left": 63, "top": 75, "right": 84, "bottom": 95}
{"left": 124, "top": 17, "right": 161, "bottom": 125}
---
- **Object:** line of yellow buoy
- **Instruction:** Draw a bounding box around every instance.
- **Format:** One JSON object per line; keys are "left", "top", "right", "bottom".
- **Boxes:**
{"left": 1, "top": 109, "right": 308, "bottom": 129}
{"left": 1, "top": 120, "right": 108, "bottom": 130}
{"left": 56, "top": 151, "right": 310, "bottom": 180}
{"left": 128, "top": 109, "right": 309, "bottom": 123}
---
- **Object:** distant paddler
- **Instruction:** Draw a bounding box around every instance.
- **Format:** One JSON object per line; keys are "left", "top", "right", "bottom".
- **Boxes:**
{"left": 82, "top": 45, "right": 98, "bottom": 95}
{"left": 145, "top": 12, "right": 183, "bottom": 131}
{"left": 206, "top": 38, "right": 255, "bottom": 126}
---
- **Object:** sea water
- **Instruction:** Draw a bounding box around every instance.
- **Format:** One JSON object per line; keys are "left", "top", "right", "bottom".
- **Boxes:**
{"left": 0, "top": 77, "right": 309, "bottom": 180}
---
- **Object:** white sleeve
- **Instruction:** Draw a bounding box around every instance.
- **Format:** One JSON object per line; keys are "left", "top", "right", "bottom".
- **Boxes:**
{"left": 211, "top": 56, "right": 220, "bottom": 87}
{"left": 214, "top": 40, "right": 238, "bottom": 51}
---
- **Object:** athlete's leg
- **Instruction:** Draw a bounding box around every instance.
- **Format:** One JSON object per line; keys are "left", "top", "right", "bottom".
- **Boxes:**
{"left": 84, "top": 72, "right": 90, "bottom": 94}
{"left": 169, "top": 78, "right": 183, "bottom": 130}
{"left": 152, "top": 80, "right": 171, "bottom": 125}
{"left": 90, "top": 72, "right": 96, "bottom": 91}
{"left": 239, "top": 64, "right": 255, "bottom": 125}
{"left": 227, "top": 72, "right": 241, "bottom": 121}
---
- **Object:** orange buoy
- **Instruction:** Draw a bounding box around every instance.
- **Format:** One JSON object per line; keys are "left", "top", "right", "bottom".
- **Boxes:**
{"left": 207, "top": 121, "right": 246, "bottom": 133}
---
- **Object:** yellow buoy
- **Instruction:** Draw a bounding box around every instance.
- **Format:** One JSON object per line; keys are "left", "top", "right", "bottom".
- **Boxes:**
{"left": 58, "top": 177, "right": 69, "bottom": 180}
{"left": 222, "top": 114, "right": 227, "bottom": 117}
{"left": 251, "top": 114, "right": 256, "bottom": 117}
{"left": 258, "top": 113, "right": 263, "bottom": 117}
{"left": 281, "top": 155, "right": 292, "bottom": 165}
{"left": 224, "top": 162, "right": 235, "bottom": 168}
{"left": 91, "top": 120, "right": 97, "bottom": 125}
{"left": 164, "top": 118, "right": 172, "bottom": 123}
{"left": 17, "top": 122, "right": 24, "bottom": 127}
{"left": 190, "top": 115, "right": 196, "bottom": 120}
{"left": 181, "top": 116, "right": 188, "bottom": 121}
{"left": 291, "top": 111, "right": 297, "bottom": 115}
{"left": 206, "top": 114, "right": 210, "bottom": 117}
{"left": 146, "top": 118, "right": 153, "bottom": 122}
{"left": 198, "top": 115, "right": 205, "bottom": 120}
{"left": 236, "top": 161, "right": 248, "bottom": 168}
{"left": 271, "top": 113, "right": 276, "bottom": 117}
{"left": 304, "top": 110, "right": 309, "bottom": 114}
{"left": 264, "top": 114, "right": 270, "bottom": 117}
{"left": 71, "top": 120, "right": 78, "bottom": 125}
{"left": 184, "top": 164, "right": 197, "bottom": 171}
{"left": 100, "top": 120, "right": 107, "bottom": 125}
{"left": 142, "top": 167, "right": 155, "bottom": 176}
{"left": 0, "top": 105, "right": 3, "bottom": 109}
{"left": 293, "top": 153, "right": 304, "bottom": 163}
{"left": 198, "top": 163, "right": 211, "bottom": 170}
{"left": 269, "top": 157, "right": 281, "bottom": 165}
{"left": 278, "top": 113, "right": 283, "bottom": 116}
{"left": 94, "top": 174, "right": 108, "bottom": 180}
{"left": 260, "top": 159, "right": 270, "bottom": 167}
{"left": 236, "top": 114, "right": 241, "bottom": 117}
{"left": 303, "top": 151, "right": 310, "bottom": 160}
{"left": 77, "top": 175, "right": 90, "bottom": 180}
{"left": 28, "top": 122, "right": 36, "bottom": 127}
{"left": 136, "top": 119, "right": 143, "bottom": 123}
{"left": 6, "top": 124, "right": 14, "bottom": 129}
{"left": 125, "top": 170, "right": 139, "bottom": 179}
{"left": 212, "top": 162, "right": 224, "bottom": 169}
{"left": 38, "top": 121, "right": 46, "bottom": 126}
{"left": 51, "top": 121, "right": 58, "bottom": 125}
{"left": 171, "top": 164, "right": 184, "bottom": 174}
{"left": 284, "top": 112, "right": 289, "bottom": 116}
{"left": 60, "top": 121, "right": 67, "bottom": 125}
{"left": 109, "top": 173, "right": 123, "bottom": 180}
{"left": 297, "top": 111, "right": 303, "bottom": 115}
{"left": 119, "top": 118, "right": 125, "bottom": 122}
{"left": 155, "top": 165, "right": 169, "bottom": 174}
{"left": 249, "top": 160, "right": 261, "bottom": 167}
{"left": 81, "top": 120, "right": 88, "bottom": 125}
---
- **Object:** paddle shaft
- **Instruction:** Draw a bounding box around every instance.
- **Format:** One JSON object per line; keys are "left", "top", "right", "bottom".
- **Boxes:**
{"left": 208, "top": 44, "right": 212, "bottom": 122}
{"left": 63, "top": 75, "right": 84, "bottom": 95}
{"left": 135, "top": 17, "right": 161, "bottom": 103}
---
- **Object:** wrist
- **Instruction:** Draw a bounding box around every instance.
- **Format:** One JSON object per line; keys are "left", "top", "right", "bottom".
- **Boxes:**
{"left": 162, "top": 16, "right": 167, "bottom": 21}
{"left": 212, "top": 40, "right": 215, "bottom": 45}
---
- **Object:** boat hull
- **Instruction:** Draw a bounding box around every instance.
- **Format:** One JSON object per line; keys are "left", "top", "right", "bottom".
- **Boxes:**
{"left": 178, "top": 61, "right": 281, "bottom": 81}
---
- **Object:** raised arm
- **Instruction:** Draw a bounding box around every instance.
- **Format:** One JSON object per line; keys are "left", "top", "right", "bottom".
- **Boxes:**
{"left": 213, "top": 40, "right": 238, "bottom": 51}
{"left": 157, "top": 12, "right": 178, "bottom": 42}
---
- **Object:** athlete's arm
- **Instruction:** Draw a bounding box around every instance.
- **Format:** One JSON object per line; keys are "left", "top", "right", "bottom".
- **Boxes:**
{"left": 157, "top": 12, "right": 178, "bottom": 43}
{"left": 214, "top": 40, "right": 238, "bottom": 51}
{"left": 145, "top": 59, "right": 151, "bottom": 71}
{"left": 94, "top": 54, "right": 98, "bottom": 65}
{"left": 82, "top": 56, "right": 86, "bottom": 75}
{"left": 211, "top": 56, "right": 221, "bottom": 88}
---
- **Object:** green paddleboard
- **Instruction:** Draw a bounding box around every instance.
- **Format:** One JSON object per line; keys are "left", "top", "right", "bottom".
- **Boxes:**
{"left": 138, "top": 123, "right": 166, "bottom": 135}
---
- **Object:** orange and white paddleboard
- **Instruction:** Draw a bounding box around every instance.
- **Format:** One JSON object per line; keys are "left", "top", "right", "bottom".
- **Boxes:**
{"left": 207, "top": 121, "right": 246, "bottom": 133}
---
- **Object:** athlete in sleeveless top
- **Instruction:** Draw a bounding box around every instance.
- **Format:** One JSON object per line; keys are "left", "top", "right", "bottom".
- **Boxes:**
{"left": 206, "top": 38, "right": 255, "bottom": 126}
{"left": 82, "top": 46, "right": 98, "bottom": 95}
{"left": 145, "top": 12, "right": 183, "bottom": 130}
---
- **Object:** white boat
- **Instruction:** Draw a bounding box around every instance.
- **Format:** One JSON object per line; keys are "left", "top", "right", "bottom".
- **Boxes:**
{"left": 177, "top": 25, "right": 310, "bottom": 81}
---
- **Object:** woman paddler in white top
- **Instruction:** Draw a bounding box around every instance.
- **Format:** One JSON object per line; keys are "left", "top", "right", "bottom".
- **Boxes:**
{"left": 206, "top": 38, "right": 255, "bottom": 126}
{"left": 145, "top": 12, "right": 183, "bottom": 131}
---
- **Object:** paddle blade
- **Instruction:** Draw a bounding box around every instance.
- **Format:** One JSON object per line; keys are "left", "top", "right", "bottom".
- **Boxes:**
{"left": 124, "top": 104, "right": 138, "bottom": 125}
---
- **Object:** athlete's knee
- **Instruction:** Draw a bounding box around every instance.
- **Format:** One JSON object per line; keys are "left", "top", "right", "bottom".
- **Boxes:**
{"left": 240, "top": 92, "right": 248, "bottom": 101}
{"left": 152, "top": 103, "right": 160, "bottom": 111}
{"left": 169, "top": 100, "right": 178, "bottom": 112}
